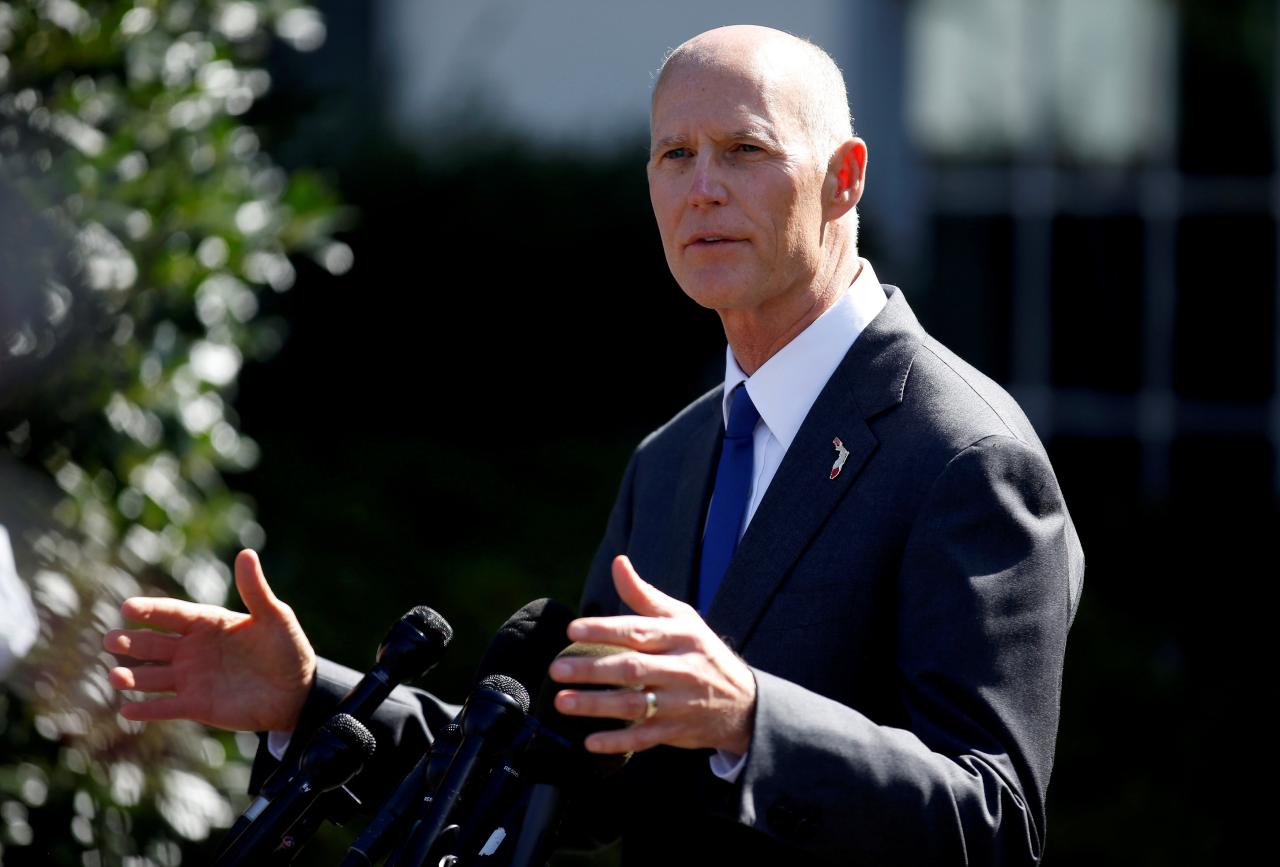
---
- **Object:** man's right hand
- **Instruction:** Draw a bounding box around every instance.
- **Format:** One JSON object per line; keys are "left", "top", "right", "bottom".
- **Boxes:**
{"left": 103, "top": 549, "right": 317, "bottom": 734}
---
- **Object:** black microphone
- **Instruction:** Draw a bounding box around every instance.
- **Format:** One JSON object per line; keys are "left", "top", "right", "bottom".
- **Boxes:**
{"left": 218, "top": 605, "right": 453, "bottom": 859}
{"left": 381, "top": 599, "right": 571, "bottom": 867}
{"left": 439, "top": 601, "right": 575, "bottom": 844}
{"left": 525, "top": 643, "right": 635, "bottom": 781}
{"left": 446, "top": 705, "right": 545, "bottom": 861}
{"left": 455, "top": 642, "right": 627, "bottom": 862}
{"left": 480, "top": 643, "right": 634, "bottom": 866}
{"left": 392, "top": 674, "right": 531, "bottom": 867}
{"left": 213, "top": 713, "right": 376, "bottom": 866}
{"left": 472, "top": 599, "right": 575, "bottom": 690}
{"left": 338, "top": 723, "right": 462, "bottom": 867}
{"left": 336, "top": 605, "right": 455, "bottom": 720}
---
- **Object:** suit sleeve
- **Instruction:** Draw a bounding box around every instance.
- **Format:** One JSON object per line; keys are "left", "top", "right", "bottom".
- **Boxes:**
{"left": 735, "top": 434, "right": 1081, "bottom": 866}
{"left": 248, "top": 656, "right": 460, "bottom": 806}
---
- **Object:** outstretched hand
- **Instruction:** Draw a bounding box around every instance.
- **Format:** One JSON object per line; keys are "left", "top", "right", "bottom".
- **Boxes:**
{"left": 103, "top": 549, "right": 316, "bottom": 733}
{"left": 549, "top": 555, "right": 757, "bottom": 755}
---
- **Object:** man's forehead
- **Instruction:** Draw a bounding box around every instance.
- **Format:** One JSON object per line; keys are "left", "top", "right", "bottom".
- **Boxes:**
{"left": 654, "top": 53, "right": 773, "bottom": 103}
{"left": 649, "top": 60, "right": 801, "bottom": 142}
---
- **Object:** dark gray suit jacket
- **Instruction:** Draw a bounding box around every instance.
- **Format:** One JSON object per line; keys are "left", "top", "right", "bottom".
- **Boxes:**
{"left": 254, "top": 284, "right": 1083, "bottom": 866}
{"left": 573, "top": 284, "right": 1083, "bottom": 864}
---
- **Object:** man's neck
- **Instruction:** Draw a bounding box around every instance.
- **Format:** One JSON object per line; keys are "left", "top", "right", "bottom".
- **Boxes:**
{"left": 722, "top": 257, "right": 864, "bottom": 376}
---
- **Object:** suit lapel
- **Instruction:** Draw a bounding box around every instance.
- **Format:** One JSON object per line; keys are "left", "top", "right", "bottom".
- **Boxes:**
{"left": 705, "top": 285, "right": 924, "bottom": 645}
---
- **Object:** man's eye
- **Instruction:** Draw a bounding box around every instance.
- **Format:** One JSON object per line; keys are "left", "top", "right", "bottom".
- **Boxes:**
{"left": 663, "top": 147, "right": 689, "bottom": 160}
{"left": 735, "top": 144, "right": 762, "bottom": 153}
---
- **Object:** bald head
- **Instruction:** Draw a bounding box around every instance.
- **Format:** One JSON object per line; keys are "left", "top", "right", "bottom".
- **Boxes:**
{"left": 645, "top": 23, "right": 868, "bottom": 334}
{"left": 652, "top": 25, "right": 853, "bottom": 158}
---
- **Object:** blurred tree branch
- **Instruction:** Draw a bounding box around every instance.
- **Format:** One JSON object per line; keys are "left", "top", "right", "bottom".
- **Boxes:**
{"left": 0, "top": 2, "right": 351, "bottom": 863}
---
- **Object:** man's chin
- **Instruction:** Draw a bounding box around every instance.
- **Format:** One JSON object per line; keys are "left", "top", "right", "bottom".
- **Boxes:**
{"left": 675, "top": 279, "right": 760, "bottom": 312}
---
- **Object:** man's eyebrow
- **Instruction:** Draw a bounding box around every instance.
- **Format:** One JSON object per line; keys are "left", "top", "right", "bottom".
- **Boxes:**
{"left": 650, "top": 127, "right": 781, "bottom": 156}
{"left": 652, "top": 134, "right": 687, "bottom": 155}
{"left": 729, "top": 127, "right": 778, "bottom": 145}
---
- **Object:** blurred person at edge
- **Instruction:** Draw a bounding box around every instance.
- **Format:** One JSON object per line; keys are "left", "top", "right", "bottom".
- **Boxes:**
{"left": 104, "top": 25, "right": 1083, "bottom": 866}
{"left": 0, "top": 524, "right": 39, "bottom": 680}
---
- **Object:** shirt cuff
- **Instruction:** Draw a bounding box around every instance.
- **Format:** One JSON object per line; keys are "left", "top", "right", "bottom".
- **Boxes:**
{"left": 267, "top": 730, "right": 293, "bottom": 762}
{"left": 709, "top": 748, "right": 748, "bottom": 783}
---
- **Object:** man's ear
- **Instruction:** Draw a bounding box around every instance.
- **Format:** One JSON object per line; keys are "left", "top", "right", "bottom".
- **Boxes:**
{"left": 825, "top": 137, "right": 867, "bottom": 220}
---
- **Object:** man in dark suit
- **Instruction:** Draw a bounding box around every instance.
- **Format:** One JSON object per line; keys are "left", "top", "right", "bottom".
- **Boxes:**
{"left": 540, "top": 26, "right": 1081, "bottom": 862}
{"left": 105, "top": 24, "right": 1082, "bottom": 865}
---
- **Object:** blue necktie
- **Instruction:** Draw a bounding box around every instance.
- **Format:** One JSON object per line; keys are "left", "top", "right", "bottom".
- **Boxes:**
{"left": 697, "top": 385, "right": 760, "bottom": 616}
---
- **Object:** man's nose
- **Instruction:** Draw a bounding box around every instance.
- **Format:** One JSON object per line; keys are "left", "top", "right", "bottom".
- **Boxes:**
{"left": 688, "top": 154, "right": 727, "bottom": 207}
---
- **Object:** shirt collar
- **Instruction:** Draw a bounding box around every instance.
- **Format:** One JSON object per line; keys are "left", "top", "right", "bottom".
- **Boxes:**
{"left": 721, "top": 258, "right": 887, "bottom": 450}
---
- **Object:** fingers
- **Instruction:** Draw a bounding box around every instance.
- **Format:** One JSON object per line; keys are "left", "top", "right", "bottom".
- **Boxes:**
{"left": 611, "top": 555, "right": 689, "bottom": 619}
{"left": 550, "top": 649, "right": 682, "bottom": 688}
{"left": 103, "top": 629, "right": 180, "bottom": 662}
{"left": 108, "top": 665, "right": 177, "bottom": 693}
{"left": 554, "top": 687, "right": 653, "bottom": 720}
{"left": 120, "top": 596, "right": 215, "bottom": 635}
{"left": 234, "top": 549, "right": 280, "bottom": 617}
{"left": 118, "top": 695, "right": 196, "bottom": 722}
{"left": 117, "top": 551, "right": 278, "bottom": 632}
{"left": 567, "top": 615, "right": 685, "bottom": 652}
{"left": 585, "top": 719, "right": 683, "bottom": 754}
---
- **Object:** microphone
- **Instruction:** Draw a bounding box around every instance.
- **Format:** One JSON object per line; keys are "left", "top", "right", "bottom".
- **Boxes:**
{"left": 472, "top": 598, "right": 575, "bottom": 689}
{"left": 218, "top": 605, "right": 453, "bottom": 859}
{"left": 338, "top": 723, "right": 462, "bottom": 867}
{"left": 379, "top": 599, "right": 572, "bottom": 867}
{"left": 335, "top": 605, "right": 455, "bottom": 721}
{"left": 438, "top": 601, "right": 576, "bottom": 846}
{"left": 467, "top": 643, "right": 633, "bottom": 865}
{"left": 392, "top": 674, "right": 531, "bottom": 867}
{"left": 523, "top": 643, "right": 634, "bottom": 782}
{"left": 213, "top": 713, "right": 376, "bottom": 866}
{"left": 445, "top": 703, "right": 545, "bottom": 861}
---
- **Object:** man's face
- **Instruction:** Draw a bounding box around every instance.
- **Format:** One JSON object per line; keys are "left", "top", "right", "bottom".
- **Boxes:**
{"left": 647, "top": 59, "right": 828, "bottom": 316}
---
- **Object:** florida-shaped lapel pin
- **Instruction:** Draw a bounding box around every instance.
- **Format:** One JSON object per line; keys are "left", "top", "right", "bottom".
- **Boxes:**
{"left": 830, "top": 436, "right": 850, "bottom": 480}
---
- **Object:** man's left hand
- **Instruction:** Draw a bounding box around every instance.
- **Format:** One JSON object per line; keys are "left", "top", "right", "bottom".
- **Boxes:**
{"left": 550, "top": 554, "right": 757, "bottom": 755}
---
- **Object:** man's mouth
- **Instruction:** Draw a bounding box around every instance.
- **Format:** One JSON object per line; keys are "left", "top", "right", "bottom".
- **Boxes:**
{"left": 687, "top": 235, "right": 745, "bottom": 247}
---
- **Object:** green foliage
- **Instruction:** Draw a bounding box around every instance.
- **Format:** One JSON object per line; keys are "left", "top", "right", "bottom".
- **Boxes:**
{"left": 0, "top": 2, "right": 350, "bottom": 863}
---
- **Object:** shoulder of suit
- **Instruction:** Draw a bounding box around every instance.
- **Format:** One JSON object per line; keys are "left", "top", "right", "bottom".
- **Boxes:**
{"left": 636, "top": 382, "right": 721, "bottom": 453}
{"left": 901, "top": 334, "right": 1048, "bottom": 455}
{"left": 855, "top": 285, "right": 1049, "bottom": 455}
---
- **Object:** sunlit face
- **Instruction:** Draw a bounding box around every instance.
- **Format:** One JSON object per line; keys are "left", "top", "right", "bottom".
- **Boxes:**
{"left": 647, "top": 59, "right": 829, "bottom": 316}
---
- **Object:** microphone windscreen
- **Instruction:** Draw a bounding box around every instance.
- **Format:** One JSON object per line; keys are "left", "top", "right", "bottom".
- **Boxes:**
{"left": 478, "top": 673, "right": 532, "bottom": 714}
{"left": 528, "top": 643, "right": 633, "bottom": 783}
{"left": 405, "top": 605, "right": 454, "bottom": 646}
{"left": 434, "top": 721, "right": 462, "bottom": 745}
{"left": 301, "top": 713, "right": 377, "bottom": 790}
{"left": 373, "top": 605, "right": 454, "bottom": 685}
{"left": 426, "top": 722, "right": 463, "bottom": 790}
{"left": 325, "top": 712, "right": 378, "bottom": 760}
{"left": 474, "top": 599, "right": 575, "bottom": 689}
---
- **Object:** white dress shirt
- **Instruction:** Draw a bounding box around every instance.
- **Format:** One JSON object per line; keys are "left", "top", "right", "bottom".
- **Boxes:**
{"left": 708, "top": 257, "right": 886, "bottom": 781}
